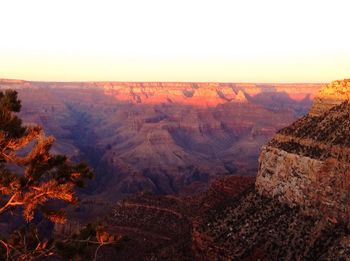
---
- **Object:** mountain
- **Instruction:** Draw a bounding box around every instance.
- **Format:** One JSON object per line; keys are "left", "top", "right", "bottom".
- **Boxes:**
{"left": 0, "top": 80, "right": 321, "bottom": 200}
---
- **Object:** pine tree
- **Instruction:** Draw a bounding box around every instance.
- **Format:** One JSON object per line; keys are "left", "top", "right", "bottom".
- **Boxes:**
{"left": 0, "top": 89, "right": 93, "bottom": 259}
{"left": 0, "top": 89, "right": 93, "bottom": 222}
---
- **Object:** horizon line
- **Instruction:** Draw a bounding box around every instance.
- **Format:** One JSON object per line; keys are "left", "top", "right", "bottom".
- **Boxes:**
{"left": 0, "top": 77, "right": 328, "bottom": 85}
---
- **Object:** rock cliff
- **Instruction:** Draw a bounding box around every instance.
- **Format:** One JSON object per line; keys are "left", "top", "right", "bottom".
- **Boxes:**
{"left": 256, "top": 79, "right": 350, "bottom": 227}
{"left": 310, "top": 79, "right": 350, "bottom": 116}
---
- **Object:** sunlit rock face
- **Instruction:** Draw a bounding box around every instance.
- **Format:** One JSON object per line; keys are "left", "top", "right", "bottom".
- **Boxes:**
{"left": 309, "top": 79, "right": 350, "bottom": 116}
{"left": 0, "top": 79, "right": 321, "bottom": 199}
{"left": 256, "top": 79, "right": 350, "bottom": 227}
{"left": 101, "top": 81, "right": 321, "bottom": 108}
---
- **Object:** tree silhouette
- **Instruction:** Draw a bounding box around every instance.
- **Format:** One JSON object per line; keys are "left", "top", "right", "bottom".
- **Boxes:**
{"left": 0, "top": 89, "right": 93, "bottom": 259}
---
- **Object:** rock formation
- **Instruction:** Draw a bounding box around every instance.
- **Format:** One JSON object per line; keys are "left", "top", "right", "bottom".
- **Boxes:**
{"left": 310, "top": 79, "right": 350, "bottom": 116}
{"left": 256, "top": 79, "right": 350, "bottom": 228}
{"left": 234, "top": 90, "right": 247, "bottom": 103}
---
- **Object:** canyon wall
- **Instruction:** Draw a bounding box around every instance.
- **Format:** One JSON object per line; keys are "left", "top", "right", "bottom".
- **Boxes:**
{"left": 256, "top": 79, "right": 350, "bottom": 227}
{"left": 0, "top": 79, "right": 321, "bottom": 107}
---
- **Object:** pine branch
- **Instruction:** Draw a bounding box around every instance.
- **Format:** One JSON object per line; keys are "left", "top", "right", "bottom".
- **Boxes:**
{"left": 0, "top": 193, "right": 23, "bottom": 215}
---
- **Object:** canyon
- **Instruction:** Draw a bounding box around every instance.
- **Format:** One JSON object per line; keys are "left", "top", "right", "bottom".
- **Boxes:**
{"left": 1, "top": 79, "right": 349, "bottom": 260}
{"left": 96, "top": 79, "right": 349, "bottom": 260}
{"left": 0, "top": 79, "right": 322, "bottom": 200}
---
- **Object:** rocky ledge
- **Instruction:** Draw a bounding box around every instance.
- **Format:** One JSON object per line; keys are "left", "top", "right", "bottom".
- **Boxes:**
{"left": 256, "top": 79, "right": 350, "bottom": 228}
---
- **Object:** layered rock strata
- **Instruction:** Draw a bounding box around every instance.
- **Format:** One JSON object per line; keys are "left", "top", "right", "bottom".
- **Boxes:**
{"left": 256, "top": 79, "right": 350, "bottom": 227}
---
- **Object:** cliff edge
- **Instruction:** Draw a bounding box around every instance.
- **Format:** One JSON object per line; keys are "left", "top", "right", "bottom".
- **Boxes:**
{"left": 256, "top": 79, "right": 350, "bottom": 227}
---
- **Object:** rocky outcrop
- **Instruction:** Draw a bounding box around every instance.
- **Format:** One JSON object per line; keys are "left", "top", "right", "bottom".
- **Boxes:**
{"left": 234, "top": 90, "right": 247, "bottom": 103}
{"left": 256, "top": 79, "right": 350, "bottom": 228}
{"left": 310, "top": 79, "right": 350, "bottom": 116}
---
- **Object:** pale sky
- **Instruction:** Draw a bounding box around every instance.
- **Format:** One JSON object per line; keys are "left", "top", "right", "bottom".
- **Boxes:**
{"left": 0, "top": 0, "right": 349, "bottom": 82}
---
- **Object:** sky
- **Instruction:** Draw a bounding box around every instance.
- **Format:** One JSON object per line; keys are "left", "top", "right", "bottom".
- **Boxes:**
{"left": 0, "top": 0, "right": 349, "bottom": 83}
